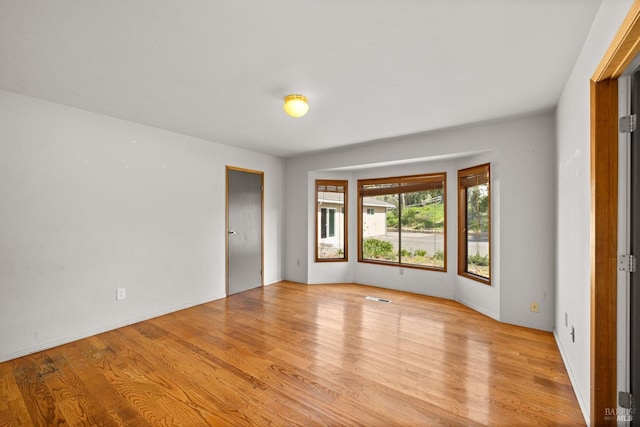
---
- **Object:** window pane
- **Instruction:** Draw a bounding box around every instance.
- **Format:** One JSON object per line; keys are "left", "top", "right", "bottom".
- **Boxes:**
{"left": 317, "top": 180, "right": 347, "bottom": 261}
{"left": 320, "top": 208, "right": 327, "bottom": 238}
{"left": 359, "top": 173, "right": 446, "bottom": 271}
{"left": 328, "top": 209, "right": 335, "bottom": 237}
{"left": 465, "top": 184, "right": 489, "bottom": 278}
{"left": 399, "top": 189, "right": 445, "bottom": 268}
{"left": 458, "top": 163, "right": 490, "bottom": 284}
{"left": 362, "top": 194, "right": 399, "bottom": 263}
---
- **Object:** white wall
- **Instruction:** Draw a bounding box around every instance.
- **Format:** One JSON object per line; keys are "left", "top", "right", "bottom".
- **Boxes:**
{"left": 0, "top": 90, "right": 284, "bottom": 362}
{"left": 555, "top": 0, "right": 634, "bottom": 423}
{"left": 285, "top": 111, "right": 556, "bottom": 331}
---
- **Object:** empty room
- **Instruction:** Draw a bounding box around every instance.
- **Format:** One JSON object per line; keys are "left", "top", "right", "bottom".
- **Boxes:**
{"left": 1, "top": 0, "right": 639, "bottom": 425}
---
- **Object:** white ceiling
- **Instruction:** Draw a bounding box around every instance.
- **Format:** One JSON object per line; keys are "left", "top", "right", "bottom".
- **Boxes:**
{"left": 0, "top": 0, "right": 602, "bottom": 158}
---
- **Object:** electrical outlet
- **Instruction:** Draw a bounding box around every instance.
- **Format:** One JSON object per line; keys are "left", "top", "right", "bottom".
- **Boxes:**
{"left": 116, "top": 288, "right": 126, "bottom": 301}
{"left": 530, "top": 301, "right": 539, "bottom": 313}
{"left": 565, "top": 312, "right": 568, "bottom": 327}
{"left": 399, "top": 268, "right": 404, "bottom": 275}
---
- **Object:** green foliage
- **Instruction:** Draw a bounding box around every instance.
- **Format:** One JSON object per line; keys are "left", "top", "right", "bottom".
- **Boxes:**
{"left": 376, "top": 190, "right": 445, "bottom": 230}
{"left": 407, "top": 205, "right": 443, "bottom": 229}
{"left": 363, "top": 238, "right": 395, "bottom": 259}
{"left": 386, "top": 209, "right": 398, "bottom": 228}
{"left": 386, "top": 204, "right": 444, "bottom": 230}
{"left": 363, "top": 239, "right": 446, "bottom": 268}
{"left": 467, "top": 185, "right": 489, "bottom": 232}
{"left": 468, "top": 252, "right": 489, "bottom": 266}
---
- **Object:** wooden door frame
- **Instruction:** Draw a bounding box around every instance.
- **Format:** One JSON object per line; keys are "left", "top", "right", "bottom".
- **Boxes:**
{"left": 225, "top": 166, "right": 265, "bottom": 296}
{"left": 591, "top": 1, "right": 640, "bottom": 424}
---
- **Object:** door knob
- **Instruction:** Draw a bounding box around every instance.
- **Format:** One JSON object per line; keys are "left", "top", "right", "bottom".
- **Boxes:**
{"left": 228, "top": 230, "right": 237, "bottom": 235}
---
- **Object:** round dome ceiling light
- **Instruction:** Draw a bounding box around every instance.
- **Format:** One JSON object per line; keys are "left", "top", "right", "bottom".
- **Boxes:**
{"left": 283, "top": 94, "right": 309, "bottom": 118}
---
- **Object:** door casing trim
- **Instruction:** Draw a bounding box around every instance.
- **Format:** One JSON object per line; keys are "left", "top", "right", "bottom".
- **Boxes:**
{"left": 591, "top": 1, "right": 640, "bottom": 424}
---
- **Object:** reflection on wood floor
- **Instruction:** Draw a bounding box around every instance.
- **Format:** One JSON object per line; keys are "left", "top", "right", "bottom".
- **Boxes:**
{"left": 0, "top": 281, "right": 583, "bottom": 426}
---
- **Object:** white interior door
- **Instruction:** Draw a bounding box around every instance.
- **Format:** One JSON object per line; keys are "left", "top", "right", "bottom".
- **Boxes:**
{"left": 617, "top": 67, "right": 639, "bottom": 423}
{"left": 226, "top": 167, "right": 263, "bottom": 295}
{"left": 628, "top": 70, "right": 640, "bottom": 424}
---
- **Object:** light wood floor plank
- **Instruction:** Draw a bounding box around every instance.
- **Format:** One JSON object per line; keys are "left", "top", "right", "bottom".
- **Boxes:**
{"left": 0, "top": 281, "right": 584, "bottom": 426}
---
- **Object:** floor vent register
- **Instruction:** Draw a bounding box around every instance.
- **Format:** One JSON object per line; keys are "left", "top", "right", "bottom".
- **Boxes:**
{"left": 365, "top": 296, "right": 391, "bottom": 303}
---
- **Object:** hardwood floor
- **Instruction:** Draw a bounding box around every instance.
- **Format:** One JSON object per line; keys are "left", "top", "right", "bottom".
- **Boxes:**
{"left": 0, "top": 281, "right": 583, "bottom": 426}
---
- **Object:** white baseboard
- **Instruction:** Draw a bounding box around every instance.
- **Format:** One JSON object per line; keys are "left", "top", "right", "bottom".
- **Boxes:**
{"left": 455, "top": 297, "right": 500, "bottom": 322}
{"left": 0, "top": 293, "right": 226, "bottom": 363}
{"left": 499, "top": 315, "right": 554, "bottom": 332}
{"left": 554, "top": 330, "right": 589, "bottom": 425}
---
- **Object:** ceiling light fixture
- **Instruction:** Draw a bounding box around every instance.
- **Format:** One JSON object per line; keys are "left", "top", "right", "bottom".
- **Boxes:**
{"left": 283, "top": 94, "right": 309, "bottom": 118}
